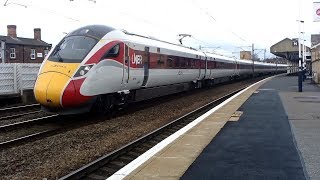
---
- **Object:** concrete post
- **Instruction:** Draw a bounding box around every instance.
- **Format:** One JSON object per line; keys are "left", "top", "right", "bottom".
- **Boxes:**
{"left": 1, "top": 41, "right": 5, "bottom": 63}
{"left": 13, "top": 64, "right": 18, "bottom": 93}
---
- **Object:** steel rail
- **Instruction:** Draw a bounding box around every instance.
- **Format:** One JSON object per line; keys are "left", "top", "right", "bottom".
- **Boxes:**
{"left": 0, "top": 129, "right": 56, "bottom": 149}
{"left": 0, "top": 103, "right": 40, "bottom": 112}
{"left": 0, "top": 114, "right": 61, "bottom": 149}
{"left": 0, "top": 114, "right": 59, "bottom": 131}
{"left": 0, "top": 110, "right": 42, "bottom": 121}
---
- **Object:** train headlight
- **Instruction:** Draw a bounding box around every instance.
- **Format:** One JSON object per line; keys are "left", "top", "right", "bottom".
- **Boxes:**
{"left": 74, "top": 64, "right": 94, "bottom": 77}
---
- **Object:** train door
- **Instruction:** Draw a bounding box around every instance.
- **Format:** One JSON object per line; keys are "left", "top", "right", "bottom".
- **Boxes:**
{"left": 209, "top": 57, "right": 213, "bottom": 79}
{"left": 200, "top": 56, "right": 206, "bottom": 80}
{"left": 141, "top": 46, "right": 150, "bottom": 87}
{"left": 252, "top": 60, "right": 255, "bottom": 77}
{"left": 197, "top": 57, "right": 201, "bottom": 80}
{"left": 212, "top": 58, "right": 216, "bottom": 79}
{"left": 204, "top": 56, "right": 209, "bottom": 79}
{"left": 234, "top": 58, "right": 238, "bottom": 76}
{"left": 122, "top": 43, "right": 130, "bottom": 88}
{"left": 202, "top": 53, "right": 208, "bottom": 79}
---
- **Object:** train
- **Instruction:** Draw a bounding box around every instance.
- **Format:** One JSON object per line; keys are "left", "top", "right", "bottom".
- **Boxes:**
{"left": 33, "top": 25, "right": 288, "bottom": 114}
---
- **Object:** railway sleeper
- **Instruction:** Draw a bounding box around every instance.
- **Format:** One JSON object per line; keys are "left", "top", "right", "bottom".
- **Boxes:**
{"left": 181, "top": 121, "right": 192, "bottom": 125}
{"left": 109, "top": 160, "right": 126, "bottom": 168}
{"left": 143, "top": 142, "right": 155, "bottom": 147}
{"left": 147, "top": 139, "right": 159, "bottom": 144}
{"left": 170, "top": 126, "right": 182, "bottom": 131}
{"left": 163, "top": 129, "right": 176, "bottom": 138}
{"left": 132, "top": 147, "right": 147, "bottom": 154}
{"left": 87, "top": 173, "right": 107, "bottom": 180}
{"left": 153, "top": 136, "right": 165, "bottom": 142}
{"left": 127, "top": 151, "right": 141, "bottom": 157}
{"left": 99, "top": 166, "right": 117, "bottom": 174}
{"left": 175, "top": 124, "right": 187, "bottom": 129}
{"left": 163, "top": 128, "right": 176, "bottom": 137}
{"left": 118, "top": 155, "right": 135, "bottom": 162}
{"left": 106, "top": 161, "right": 124, "bottom": 171}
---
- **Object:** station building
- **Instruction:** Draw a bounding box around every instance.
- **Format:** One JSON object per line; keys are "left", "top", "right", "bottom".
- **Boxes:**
{"left": 0, "top": 25, "right": 52, "bottom": 63}
{"left": 270, "top": 37, "right": 311, "bottom": 75}
{"left": 311, "top": 34, "right": 320, "bottom": 83}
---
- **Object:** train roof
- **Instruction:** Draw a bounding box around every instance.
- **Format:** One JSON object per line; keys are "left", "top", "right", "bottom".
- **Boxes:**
{"left": 67, "top": 25, "right": 115, "bottom": 40}
{"left": 120, "top": 30, "right": 205, "bottom": 57}
{"left": 95, "top": 25, "right": 288, "bottom": 67}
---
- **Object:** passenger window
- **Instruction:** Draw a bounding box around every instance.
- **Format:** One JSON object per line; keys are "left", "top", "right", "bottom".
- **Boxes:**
{"left": 174, "top": 57, "right": 180, "bottom": 68}
{"left": 103, "top": 44, "right": 120, "bottom": 59}
{"left": 180, "top": 57, "right": 186, "bottom": 68}
{"left": 167, "top": 57, "right": 173, "bottom": 68}
{"left": 158, "top": 55, "right": 164, "bottom": 65}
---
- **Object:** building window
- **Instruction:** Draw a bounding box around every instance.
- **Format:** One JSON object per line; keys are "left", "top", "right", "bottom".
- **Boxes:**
{"left": 10, "top": 48, "right": 16, "bottom": 59}
{"left": 31, "top": 49, "right": 36, "bottom": 60}
{"left": 44, "top": 50, "right": 49, "bottom": 57}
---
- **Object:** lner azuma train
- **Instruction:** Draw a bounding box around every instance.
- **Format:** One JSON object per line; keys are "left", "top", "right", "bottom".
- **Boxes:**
{"left": 34, "top": 25, "right": 287, "bottom": 114}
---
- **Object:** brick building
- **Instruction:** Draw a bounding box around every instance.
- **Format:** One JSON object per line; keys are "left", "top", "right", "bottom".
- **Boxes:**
{"left": 240, "top": 51, "right": 252, "bottom": 60}
{"left": 311, "top": 34, "right": 320, "bottom": 46}
{"left": 0, "top": 25, "right": 52, "bottom": 63}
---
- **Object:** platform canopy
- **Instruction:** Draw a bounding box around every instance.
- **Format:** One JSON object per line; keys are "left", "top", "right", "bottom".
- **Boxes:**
{"left": 270, "top": 38, "right": 310, "bottom": 63}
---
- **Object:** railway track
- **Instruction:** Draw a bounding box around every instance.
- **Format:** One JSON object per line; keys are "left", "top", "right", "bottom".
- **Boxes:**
{"left": 59, "top": 87, "right": 246, "bottom": 180}
{"left": 0, "top": 104, "right": 41, "bottom": 121}
{"left": 0, "top": 114, "right": 60, "bottom": 149}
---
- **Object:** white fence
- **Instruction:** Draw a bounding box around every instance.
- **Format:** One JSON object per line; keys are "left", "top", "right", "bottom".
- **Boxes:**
{"left": 0, "top": 63, "right": 41, "bottom": 95}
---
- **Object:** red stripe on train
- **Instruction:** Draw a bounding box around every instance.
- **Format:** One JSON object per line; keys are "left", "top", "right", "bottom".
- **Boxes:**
{"left": 61, "top": 78, "right": 92, "bottom": 107}
{"left": 85, "top": 40, "right": 122, "bottom": 64}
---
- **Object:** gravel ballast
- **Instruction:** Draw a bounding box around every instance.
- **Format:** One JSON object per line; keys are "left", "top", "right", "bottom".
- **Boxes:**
{"left": 0, "top": 80, "right": 259, "bottom": 179}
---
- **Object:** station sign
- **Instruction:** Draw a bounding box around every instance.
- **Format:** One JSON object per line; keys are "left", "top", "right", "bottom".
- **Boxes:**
{"left": 313, "top": 2, "right": 320, "bottom": 22}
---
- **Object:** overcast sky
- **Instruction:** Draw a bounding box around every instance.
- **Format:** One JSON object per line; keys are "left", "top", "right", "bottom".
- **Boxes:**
{"left": 0, "top": 0, "right": 318, "bottom": 59}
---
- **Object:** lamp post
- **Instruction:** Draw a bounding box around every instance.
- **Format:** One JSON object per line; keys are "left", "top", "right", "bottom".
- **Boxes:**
{"left": 302, "top": 32, "right": 307, "bottom": 81}
{"left": 297, "top": 20, "right": 304, "bottom": 92}
{"left": 300, "top": 31, "right": 305, "bottom": 81}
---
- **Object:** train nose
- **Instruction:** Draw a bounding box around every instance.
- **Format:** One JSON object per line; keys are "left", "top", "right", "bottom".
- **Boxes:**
{"left": 34, "top": 72, "right": 74, "bottom": 107}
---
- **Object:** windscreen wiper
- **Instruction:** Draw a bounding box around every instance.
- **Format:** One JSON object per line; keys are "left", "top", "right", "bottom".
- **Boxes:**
{"left": 53, "top": 47, "right": 63, "bottom": 62}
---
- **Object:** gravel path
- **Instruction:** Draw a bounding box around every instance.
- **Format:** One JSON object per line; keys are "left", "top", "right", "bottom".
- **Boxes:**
{"left": 0, "top": 79, "right": 259, "bottom": 179}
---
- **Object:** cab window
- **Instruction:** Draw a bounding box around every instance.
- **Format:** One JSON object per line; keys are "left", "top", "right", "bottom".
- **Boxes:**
{"left": 104, "top": 44, "right": 120, "bottom": 59}
{"left": 48, "top": 36, "right": 97, "bottom": 63}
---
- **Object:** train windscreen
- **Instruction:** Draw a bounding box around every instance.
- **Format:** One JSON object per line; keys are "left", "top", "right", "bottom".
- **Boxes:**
{"left": 48, "top": 36, "right": 97, "bottom": 63}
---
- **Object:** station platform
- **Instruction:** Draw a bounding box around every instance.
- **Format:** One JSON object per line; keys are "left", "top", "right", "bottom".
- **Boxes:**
{"left": 111, "top": 75, "right": 320, "bottom": 180}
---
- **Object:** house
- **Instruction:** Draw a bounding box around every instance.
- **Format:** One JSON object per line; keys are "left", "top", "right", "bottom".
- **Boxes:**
{"left": 311, "top": 43, "right": 320, "bottom": 82}
{"left": 0, "top": 25, "right": 52, "bottom": 63}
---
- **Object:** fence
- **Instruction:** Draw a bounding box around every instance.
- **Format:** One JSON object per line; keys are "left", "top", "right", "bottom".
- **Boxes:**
{"left": 0, "top": 63, "right": 41, "bottom": 95}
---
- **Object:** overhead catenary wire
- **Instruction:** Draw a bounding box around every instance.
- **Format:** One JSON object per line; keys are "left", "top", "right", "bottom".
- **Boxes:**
{"left": 189, "top": 0, "right": 276, "bottom": 60}
{"left": 3, "top": 0, "right": 81, "bottom": 22}
{"left": 190, "top": 0, "right": 249, "bottom": 44}
{"left": 185, "top": 0, "right": 258, "bottom": 58}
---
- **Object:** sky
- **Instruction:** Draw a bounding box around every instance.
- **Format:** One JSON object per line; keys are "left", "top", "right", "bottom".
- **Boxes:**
{"left": 0, "top": 0, "right": 318, "bottom": 59}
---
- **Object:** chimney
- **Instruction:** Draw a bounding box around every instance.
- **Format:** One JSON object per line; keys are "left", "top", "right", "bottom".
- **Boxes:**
{"left": 7, "top": 25, "right": 17, "bottom": 38}
{"left": 34, "top": 28, "right": 41, "bottom": 40}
